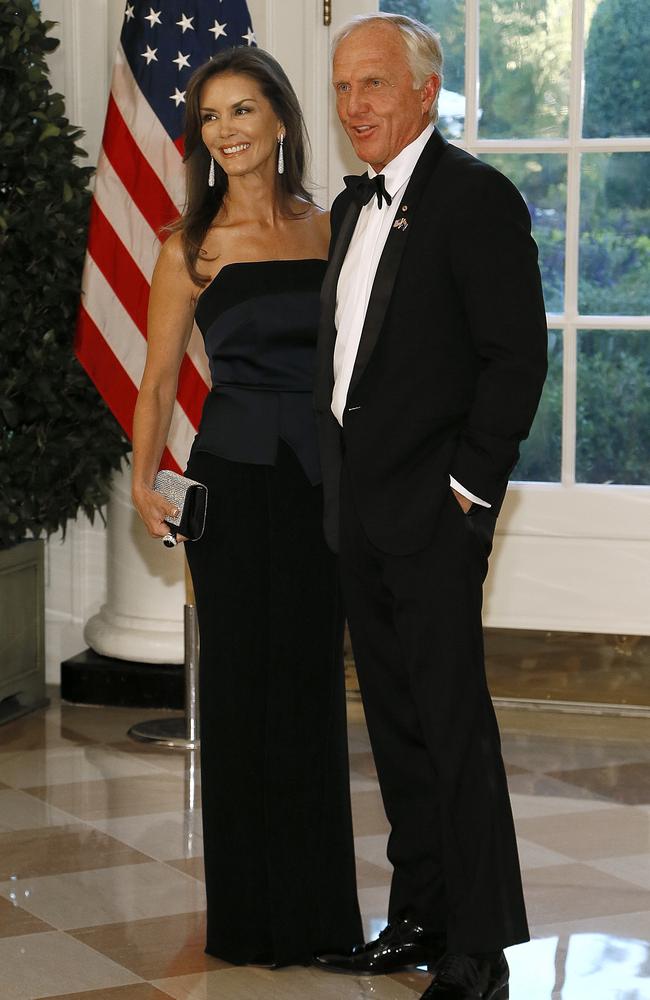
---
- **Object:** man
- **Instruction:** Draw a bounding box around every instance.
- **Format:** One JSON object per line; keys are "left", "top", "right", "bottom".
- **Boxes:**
{"left": 313, "top": 13, "right": 547, "bottom": 1000}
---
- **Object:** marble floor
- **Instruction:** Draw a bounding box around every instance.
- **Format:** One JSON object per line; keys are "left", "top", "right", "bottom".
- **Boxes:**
{"left": 0, "top": 694, "right": 649, "bottom": 999}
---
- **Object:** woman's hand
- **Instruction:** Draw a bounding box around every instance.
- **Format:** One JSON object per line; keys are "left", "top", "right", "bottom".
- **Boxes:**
{"left": 132, "top": 482, "right": 184, "bottom": 542}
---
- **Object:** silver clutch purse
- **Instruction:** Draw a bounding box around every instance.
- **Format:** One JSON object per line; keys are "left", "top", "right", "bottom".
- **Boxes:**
{"left": 153, "top": 470, "right": 208, "bottom": 547}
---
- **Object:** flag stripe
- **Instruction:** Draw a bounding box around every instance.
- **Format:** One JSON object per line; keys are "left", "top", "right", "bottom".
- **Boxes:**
{"left": 76, "top": 305, "right": 138, "bottom": 439}
{"left": 93, "top": 152, "right": 160, "bottom": 283}
{"left": 82, "top": 256, "right": 147, "bottom": 380}
{"left": 82, "top": 258, "right": 198, "bottom": 467}
{"left": 87, "top": 199, "right": 208, "bottom": 427}
{"left": 177, "top": 354, "right": 208, "bottom": 428}
{"left": 111, "top": 44, "right": 185, "bottom": 211}
{"left": 103, "top": 95, "right": 179, "bottom": 238}
{"left": 87, "top": 200, "right": 149, "bottom": 334}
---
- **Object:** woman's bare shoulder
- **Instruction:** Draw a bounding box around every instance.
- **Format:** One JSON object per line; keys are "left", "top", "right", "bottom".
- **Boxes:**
{"left": 155, "top": 231, "right": 188, "bottom": 274}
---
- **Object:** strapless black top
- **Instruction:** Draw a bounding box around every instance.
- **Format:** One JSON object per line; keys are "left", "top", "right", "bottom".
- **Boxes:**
{"left": 191, "top": 259, "right": 327, "bottom": 485}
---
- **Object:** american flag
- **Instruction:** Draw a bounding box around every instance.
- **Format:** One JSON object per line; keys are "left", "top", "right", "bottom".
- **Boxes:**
{"left": 75, "top": 1, "right": 255, "bottom": 473}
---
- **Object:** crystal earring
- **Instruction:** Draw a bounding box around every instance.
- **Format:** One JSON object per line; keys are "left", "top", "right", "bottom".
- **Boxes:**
{"left": 277, "top": 134, "right": 285, "bottom": 175}
{"left": 208, "top": 157, "right": 215, "bottom": 188}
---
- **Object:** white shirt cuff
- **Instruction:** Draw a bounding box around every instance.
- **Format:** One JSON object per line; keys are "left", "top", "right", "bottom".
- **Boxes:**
{"left": 449, "top": 476, "right": 491, "bottom": 509}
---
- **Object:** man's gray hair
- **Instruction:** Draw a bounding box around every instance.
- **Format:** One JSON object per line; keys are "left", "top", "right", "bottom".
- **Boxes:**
{"left": 331, "top": 12, "right": 444, "bottom": 124}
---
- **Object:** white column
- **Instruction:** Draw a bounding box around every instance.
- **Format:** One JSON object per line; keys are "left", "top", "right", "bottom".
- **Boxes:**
{"left": 84, "top": 462, "right": 185, "bottom": 663}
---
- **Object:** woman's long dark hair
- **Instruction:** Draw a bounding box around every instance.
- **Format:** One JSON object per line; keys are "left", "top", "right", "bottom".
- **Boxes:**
{"left": 173, "top": 48, "right": 314, "bottom": 286}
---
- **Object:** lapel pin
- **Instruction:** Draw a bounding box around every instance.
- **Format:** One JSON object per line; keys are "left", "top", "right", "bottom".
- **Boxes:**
{"left": 393, "top": 217, "right": 408, "bottom": 231}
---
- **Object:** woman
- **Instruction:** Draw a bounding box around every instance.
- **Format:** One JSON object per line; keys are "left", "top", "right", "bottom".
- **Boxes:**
{"left": 132, "top": 48, "right": 362, "bottom": 966}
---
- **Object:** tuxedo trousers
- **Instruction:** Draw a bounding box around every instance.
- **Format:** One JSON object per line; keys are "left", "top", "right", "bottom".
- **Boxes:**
{"left": 339, "top": 458, "right": 529, "bottom": 954}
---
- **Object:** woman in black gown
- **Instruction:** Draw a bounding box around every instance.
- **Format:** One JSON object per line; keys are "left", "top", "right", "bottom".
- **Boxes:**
{"left": 132, "top": 49, "right": 362, "bottom": 966}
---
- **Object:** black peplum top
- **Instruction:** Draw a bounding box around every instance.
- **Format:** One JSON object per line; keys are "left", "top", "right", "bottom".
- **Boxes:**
{"left": 191, "top": 258, "right": 327, "bottom": 486}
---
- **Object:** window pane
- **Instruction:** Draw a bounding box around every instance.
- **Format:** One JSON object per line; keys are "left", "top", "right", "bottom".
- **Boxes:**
{"left": 481, "top": 154, "right": 566, "bottom": 314}
{"left": 379, "top": 0, "right": 466, "bottom": 140}
{"left": 478, "top": 0, "right": 571, "bottom": 139}
{"left": 511, "top": 329, "right": 562, "bottom": 483}
{"left": 579, "top": 153, "right": 650, "bottom": 315}
{"left": 583, "top": 0, "right": 650, "bottom": 138}
{"left": 576, "top": 330, "right": 650, "bottom": 484}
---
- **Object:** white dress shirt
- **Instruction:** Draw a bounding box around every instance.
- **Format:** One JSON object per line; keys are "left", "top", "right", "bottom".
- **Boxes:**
{"left": 331, "top": 124, "right": 490, "bottom": 508}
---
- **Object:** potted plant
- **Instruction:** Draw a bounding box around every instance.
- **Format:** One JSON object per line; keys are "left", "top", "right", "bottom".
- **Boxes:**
{"left": 0, "top": 0, "right": 129, "bottom": 723}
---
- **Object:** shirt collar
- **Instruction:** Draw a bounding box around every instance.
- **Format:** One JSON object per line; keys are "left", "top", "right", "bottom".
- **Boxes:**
{"left": 367, "top": 122, "right": 435, "bottom": 196}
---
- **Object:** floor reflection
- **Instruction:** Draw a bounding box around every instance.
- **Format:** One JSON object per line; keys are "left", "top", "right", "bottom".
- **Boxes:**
{"left": 507, "top": 934, "right": 650, "bottom": 999}
{"left": 0, "top": 695, "right": 648, "bottom": 998}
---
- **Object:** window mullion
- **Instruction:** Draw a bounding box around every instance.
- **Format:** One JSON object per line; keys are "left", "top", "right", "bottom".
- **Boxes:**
{"left": 561, "top": 0, "right": 587, "bottom": 487}
{"left": 464, "top": 0, "right": 480, "bottom": 151}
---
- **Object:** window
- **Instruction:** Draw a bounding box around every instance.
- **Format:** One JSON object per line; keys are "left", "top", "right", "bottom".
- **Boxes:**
{"left": 381, "top": 0, "right": 650, "bottom": 486}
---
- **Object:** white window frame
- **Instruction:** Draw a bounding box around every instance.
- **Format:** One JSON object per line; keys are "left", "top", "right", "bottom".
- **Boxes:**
{"left": 458, "top": 0, "right": 650, "bottom": 488}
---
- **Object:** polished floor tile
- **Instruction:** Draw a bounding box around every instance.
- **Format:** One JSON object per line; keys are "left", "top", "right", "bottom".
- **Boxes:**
{"left": 589, "top": 852, "right": 650, "bottom": 890}
{"left": 106, "top": 742, "right": 200, "bottom": 776}
{"left": 354, "top": 833, "right": 393, "bottom": 871}
{"left": 0, "top": 931, "right": 139, "bottom": 999}
{"left": 0, "top": 896, "right": 52, "bottom": 938}
{"left": 166, "top": 858, "right": 205, "bottom": 882}
{"left": 515, "top": 838, "right": 572, "bottom": 871}
{"left": 351, "top": 789, "right": 391, "bottom": 837}
{"left": 24, "top": 774, "right": 194, "bottom": 821}
{"left": 0, "top": 824, "right": 150, "bottom": 880}
{"left": 505, "top": 771, "right": 613, "bottom": 802}
{"left": 48, "top": 987, "right": 171, "bottom": 1000}
{"left": 154, "top": 965, "right": 420, "bottom": 999}
{"left": 0, "top": 715, "right": 95, "bottom": 755}
{"left": 0, "top": 746, "right": 164, "bottom": 789}
{"left": 355, "top": 857, "right": 393, "bottom": 889}
{"left": 547, "top": 761, "right": 650, "bottom": 805}
{"left": 0, "top": 862, "right": 205, "bottom": 930}
{"left": 88, "top": 812, "right": 203, "bottom": 862}
{"left": 534, "top": 909, "right": 650, "bottom": 941}
{"left": 0, "top": 789, "right": 77, "bottom": 832}
{"left": 0, "top": 689, "right": 649, "bottom": 998}
{"left": 70, "top": 912, "right": 227, "bottom": 980}
{"left": 524, "top": 862, "right": 649, "bottom": 926}
{"left": 510, "top": 792, "right": 614, "bottom": 821}
{"left": 516, "top": 806, "right": 650, "bottom": 860}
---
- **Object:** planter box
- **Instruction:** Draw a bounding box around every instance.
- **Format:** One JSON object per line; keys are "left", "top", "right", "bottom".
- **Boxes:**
{"left": 0, "top": 539, "right": 48, "bottom": 724}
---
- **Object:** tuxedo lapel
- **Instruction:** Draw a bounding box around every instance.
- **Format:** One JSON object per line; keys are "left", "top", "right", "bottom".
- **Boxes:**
{"left": 347, "top": 128, "right": 448, "bottom": 399}
{"left": 315, "top": 198, "right": 362, "bottom": 410}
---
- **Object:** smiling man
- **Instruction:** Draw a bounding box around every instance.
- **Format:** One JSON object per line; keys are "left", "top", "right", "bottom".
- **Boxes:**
{"left": 313, "top": 13, "right": 548, "bottom": 1000}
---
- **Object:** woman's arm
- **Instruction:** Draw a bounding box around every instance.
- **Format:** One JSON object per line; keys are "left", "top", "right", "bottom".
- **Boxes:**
{"left": 132, "top": 233, "right": 197, "bottom": 539}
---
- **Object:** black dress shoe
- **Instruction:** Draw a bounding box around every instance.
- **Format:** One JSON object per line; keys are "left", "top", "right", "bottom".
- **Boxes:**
{"left": 420, "top": 951, "right": 509, "bottom": 999}
{"left": 313, "top": 916, "right": 445, "bottom": 974}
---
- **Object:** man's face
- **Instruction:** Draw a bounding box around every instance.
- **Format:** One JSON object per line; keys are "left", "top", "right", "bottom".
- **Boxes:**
{"left": 332, "top": 23, "right": 439, "bottom": 173}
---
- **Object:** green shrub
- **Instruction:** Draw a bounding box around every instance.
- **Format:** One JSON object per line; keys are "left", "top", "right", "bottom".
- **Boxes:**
{"left": 0, "top": 0, "right": 130, "bottom": 548}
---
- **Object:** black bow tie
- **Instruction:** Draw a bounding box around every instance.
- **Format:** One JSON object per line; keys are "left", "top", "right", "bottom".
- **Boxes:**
{"left": 344, "top": 172, "right": 393, "bottom": 209}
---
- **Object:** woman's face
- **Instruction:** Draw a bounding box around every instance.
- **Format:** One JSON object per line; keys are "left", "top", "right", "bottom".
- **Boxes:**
{"left": 199, "top": 72, "right": 283, "bottom": 180}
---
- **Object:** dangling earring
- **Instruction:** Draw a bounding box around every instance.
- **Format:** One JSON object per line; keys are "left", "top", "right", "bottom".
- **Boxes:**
{"left": 277, "top": 134, "right": 285, "bottom": 175}
{"left": 208, "top": 157, "right": 215, "bottom": 188}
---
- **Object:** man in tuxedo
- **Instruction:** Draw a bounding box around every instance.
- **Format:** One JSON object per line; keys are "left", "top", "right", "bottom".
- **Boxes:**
{"left": 313, "top": 13, "right": 547, "bottom": 1000}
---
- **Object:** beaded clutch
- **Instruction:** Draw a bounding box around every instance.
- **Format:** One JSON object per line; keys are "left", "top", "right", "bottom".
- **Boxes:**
{"left": 153, "top": 470, "right": 208, "bottom": 547}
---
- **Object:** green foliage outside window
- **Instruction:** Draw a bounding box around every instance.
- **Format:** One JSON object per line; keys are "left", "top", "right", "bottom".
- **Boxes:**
{"left": 381, "top": 0, "right": 650, "bottom": 485}
{"left": 577, "top": 332, "right": 650, "bottom": 484}
{"left": 0, "top": 0, "right": 130, "bottom": 548}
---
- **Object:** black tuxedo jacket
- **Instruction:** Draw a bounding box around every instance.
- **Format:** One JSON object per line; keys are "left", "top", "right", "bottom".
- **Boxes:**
{"left": 315, "top": 128, "right": 548, "bottom": 555}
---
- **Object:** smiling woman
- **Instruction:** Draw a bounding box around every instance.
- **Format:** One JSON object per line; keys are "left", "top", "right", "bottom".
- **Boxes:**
{"left": 176, "top": 46, "right": 314, "bottom": 285}
{"left": 130, "top": 45, "right": 363, "bottom": 968}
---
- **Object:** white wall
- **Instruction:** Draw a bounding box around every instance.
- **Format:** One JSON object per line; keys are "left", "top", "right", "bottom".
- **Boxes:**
{"left": 40, "top": 0, "right": 649, "bottom": 685}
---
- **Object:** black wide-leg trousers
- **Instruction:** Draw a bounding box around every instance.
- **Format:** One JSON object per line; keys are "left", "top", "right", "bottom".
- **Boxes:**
{"left": 185, "top": 443, "right": 362, "bottom": 966}
{"left": 339, "top": 460, "right": 529, "bottom": 954}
